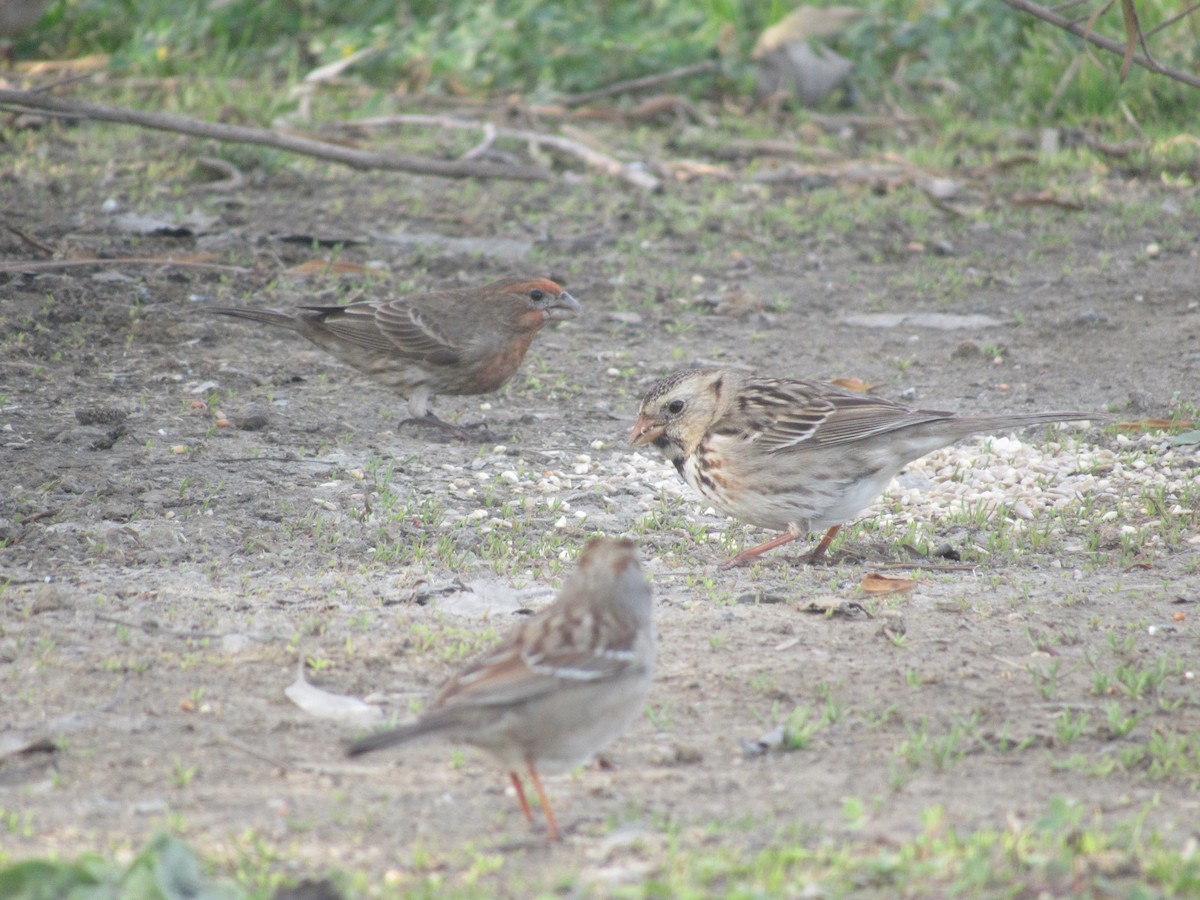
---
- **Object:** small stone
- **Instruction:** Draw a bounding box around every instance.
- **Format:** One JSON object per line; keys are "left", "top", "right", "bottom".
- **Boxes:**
{"left": 29, "top": 584, "right": 68, "bottom": 615}
{"left": 951, "top": 340, "right": 982, "bottom": 360}
{"left": 1073, "top": 309, "right": 1112, "bottom": 328}
{"left": 75, "top": 406, "right": 128, "bottom": 426}
{"left": 232, "top": 405, "right": 270, "bottom": 430}
{"left": 715, "top": 290, "right": 767, "bottom": 317}
{"left": 608, "top": 311, "right": 643, "bottom": 325}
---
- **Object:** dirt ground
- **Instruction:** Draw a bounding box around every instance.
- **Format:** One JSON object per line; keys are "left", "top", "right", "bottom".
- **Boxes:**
{"left": 2, "top": 117, "right": 1199, "bottom": 895}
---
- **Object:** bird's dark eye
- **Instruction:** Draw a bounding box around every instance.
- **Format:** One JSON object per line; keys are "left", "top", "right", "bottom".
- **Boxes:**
{"left": 529, "top": 289, "right": 545, "bottom": 302}
{"left": 667, "top": 399, "right": 685, "bottom": 415}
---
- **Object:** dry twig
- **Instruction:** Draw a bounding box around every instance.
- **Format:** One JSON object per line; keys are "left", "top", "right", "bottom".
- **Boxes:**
{"left": 561, "top": 61, "right": 718, "bottom": 107}
{"left": 999, "top": 0, "right": 1200, "bottom": 88}
{"left": 0, "top": 88, "right": 551, "bottom": 181}
{"left": 0, "top": 256, "right": 251, "bottom": 275}
{"left": 346, "top": 113, "right": 662, "bottom": 191}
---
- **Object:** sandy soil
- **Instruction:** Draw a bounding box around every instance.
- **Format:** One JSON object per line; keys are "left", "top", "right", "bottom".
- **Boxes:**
{"left": 2, "top": 119, "right": 1199, "bottom": 895}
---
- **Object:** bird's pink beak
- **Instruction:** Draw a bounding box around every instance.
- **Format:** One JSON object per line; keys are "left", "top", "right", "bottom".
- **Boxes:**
{"left": 628, "top": 415, "right": 665, "bottom": 447}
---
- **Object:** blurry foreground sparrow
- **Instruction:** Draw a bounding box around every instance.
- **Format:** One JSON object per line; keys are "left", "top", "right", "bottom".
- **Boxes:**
{"left": 209, "top": 278, "right": 579, "bottom": 439}
{"left": 630, "top": 367, "right": 1094, "bottom": 567}
{"left": 346, "top": 538, "right": 654, "bottom": 842}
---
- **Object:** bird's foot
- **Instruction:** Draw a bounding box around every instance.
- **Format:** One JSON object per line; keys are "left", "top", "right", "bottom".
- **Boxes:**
{"left": 721, "top": 525, "right": 843, "bottom": 568}
{"left": 398, "top": 415, "right": 504, "bottom": 443}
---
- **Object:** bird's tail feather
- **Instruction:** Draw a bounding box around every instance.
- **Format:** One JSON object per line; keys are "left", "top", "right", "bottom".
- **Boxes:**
{"left": 968, "top": 411, "right": 1099, "bottom": 429}
{"left": 207, "top": 307, "right": 301, "bottom": 331}
{"left": 345, "top": 713, "right": 457, "bottom": 757}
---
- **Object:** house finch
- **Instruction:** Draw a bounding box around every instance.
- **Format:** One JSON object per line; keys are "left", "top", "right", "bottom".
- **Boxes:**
{"left": 630, "top": 367, "right": 1094, "bottom": 567}
{"left": 346, "top": 538, "right": 654, "bottom": 842}
{"left": 209, "top": 277, "right": 580, "bottom": 438}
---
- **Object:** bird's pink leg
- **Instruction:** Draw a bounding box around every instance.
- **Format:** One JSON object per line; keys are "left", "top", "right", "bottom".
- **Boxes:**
{"left": 721, "top": 524, "right": 841, "bottom": 568}
{"left": 805, "top": 525, "right": 841, "bottom": 562}
{"left": 509, "top": 772, "right": 534, "bottom": 824}
{"left": 721, "top": 530, "right": 802, "bottom": 568}
{"left": 526, "top": 763, "right": 561, "bottom": 842}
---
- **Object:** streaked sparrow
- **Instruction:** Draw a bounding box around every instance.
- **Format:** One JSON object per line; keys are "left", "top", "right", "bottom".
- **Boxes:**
{"left": 630, "top": 367, "right": 1094, "bottom": 566}
{"left": 346, "top": 538, "right": 655, "bottom": 841}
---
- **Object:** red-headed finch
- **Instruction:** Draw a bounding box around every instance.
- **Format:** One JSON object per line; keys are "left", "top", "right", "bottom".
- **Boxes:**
{"left": 210, "top": 277, "right": 579, "bottom": 437}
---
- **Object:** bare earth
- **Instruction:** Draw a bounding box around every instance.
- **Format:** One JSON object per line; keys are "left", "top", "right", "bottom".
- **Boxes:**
{"left": 2, "top": 118, "right": 1199, "bottom": 895}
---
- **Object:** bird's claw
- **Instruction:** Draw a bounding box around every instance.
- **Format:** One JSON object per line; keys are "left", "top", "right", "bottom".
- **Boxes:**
{"left": 399, "top": 415, "right": 505, "bottom": 443}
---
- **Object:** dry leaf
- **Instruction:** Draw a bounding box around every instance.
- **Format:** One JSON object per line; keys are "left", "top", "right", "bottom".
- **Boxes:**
{"left": 1116, "top": 418, "right": 1195, "bottom": 433}
{"left": 284, "top": 259, "right": 371, "bottom": 277}
{"left": 153, "top": 253, "right": 220, "bottom": 265}
{"left": 860, "top": 573, "right": 917, "bottom": 596}
{"left": 285, "top": 661, "right": 382, "bottom": 726}
{"left": 1118, "top": 0, "right": 1143, "bottom": 82}
{"left": 17, "top": 55, "right": 110, "bottom": 76}
{"left": 1010, "top": 192, "right": 1084, "bottom": 211}
{"left": 667, "top": 160, "right": 733, "bottom": 182}
{"left": 1169, "top": 430, "right": 1200, "bottom": 446}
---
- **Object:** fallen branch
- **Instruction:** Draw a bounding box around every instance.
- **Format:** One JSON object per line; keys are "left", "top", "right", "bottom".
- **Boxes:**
{"left": 4, "top": 224, "right": 56, "bottom": 255}
{"left": 0, "top": 88, "right": 551, "bottom": 181}
{"left": 345, "top": 113, "right": 662, "bottom": 191}
{"left": 0, "top": 256, "right": 252, "bottom": 275}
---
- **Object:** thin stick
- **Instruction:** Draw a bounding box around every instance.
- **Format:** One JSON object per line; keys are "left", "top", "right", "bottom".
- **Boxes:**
{"left": 219, "top": 735, "right": 292, "bottom": 772}
{"left": 94, "top": 612, "right": 228, "bottom": 640}
{"left": 1144, "top": 1, "right": 1200, "bottom": 38}
{"left": 999, "top": 0, "right": 1200, "bottom": 88}
{"left": 0, "top": 88, "right": 551, "bottom": 181}
{"left": 562, "top": 60, "right": 718, "bottom": 107}
{"left": 347, "top": 113, "right": 661, "bottom": 191}
{"left": 0, "top": 256, "right": 251, "bottom": 275}
{"left": 3, "top": 224, "right": 55, "bottom": 255}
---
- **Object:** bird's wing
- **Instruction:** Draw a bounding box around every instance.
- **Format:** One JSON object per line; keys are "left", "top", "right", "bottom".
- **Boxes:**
{"left": 730, "top": 379, "right": 954, "bottom": 451}
{"left": 373, "top": 299, "right": 461, "bottom": 365}
{"left": 435, "top": 612, "right": 639, "bottom": 711}
{"left": 434, "top": 648, "right": 564, "bottom": 710}
{"left": 298, "top": 302, "right": 397, "bottom": 354}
